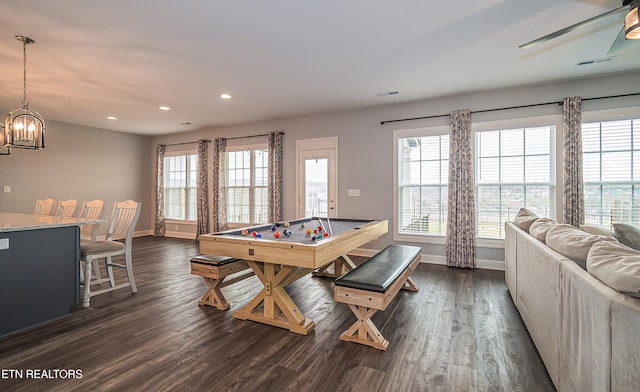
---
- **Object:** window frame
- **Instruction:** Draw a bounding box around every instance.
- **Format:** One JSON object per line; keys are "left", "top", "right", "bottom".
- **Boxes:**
{"left": 163, "top": 149, "right": 198, "bottom": 223}
{"left": 393, "top": 125, "right": 450, "bottom": 245}
{"left": 581, "top": 106, "right": 640, "bottom": 229}
{"left": 473, "top": 115, "right": 561, "bottom": 246}
{"left": 225, "top": 142, "right": 269, "bottom": 228}
{"left": 393, "top": 115, "right": 562, "bottom": 248}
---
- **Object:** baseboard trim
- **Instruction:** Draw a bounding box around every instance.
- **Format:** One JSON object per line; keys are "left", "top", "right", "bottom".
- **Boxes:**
{"left": 349, "top": 247, "right": 505, "bottom": 271}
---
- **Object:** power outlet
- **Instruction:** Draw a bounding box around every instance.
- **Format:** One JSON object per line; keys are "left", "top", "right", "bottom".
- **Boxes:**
{"left": 348, "top": 188, "right": 360, "bottom": 197}
{"left": 3, "top": 186, "right": 10, "bottom": 193}
{"left": 0, "top": 238, "right": 9, "bottom": 250}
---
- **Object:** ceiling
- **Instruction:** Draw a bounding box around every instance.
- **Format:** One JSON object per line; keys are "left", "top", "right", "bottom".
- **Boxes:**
{"left": 0, "top": 0, "right": 639, "bottom": 136}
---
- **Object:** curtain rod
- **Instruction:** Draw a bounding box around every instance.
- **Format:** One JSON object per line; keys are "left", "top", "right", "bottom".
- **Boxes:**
{"left": 224, "top": 131, "right": 284, "bottom": 141}
{"left": 380, "top": 92, "right": 640, "bottom": 125}
{"left": 161, "top": 139, "right": 211, "bottom": 147}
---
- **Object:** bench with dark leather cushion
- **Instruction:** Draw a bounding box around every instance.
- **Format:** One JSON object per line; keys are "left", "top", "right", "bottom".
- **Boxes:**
{"left": 335, "top": 245, "right": 422, "bottom": 293}
{"left": 190, "top": 254, "right": 239, "bottom": 266}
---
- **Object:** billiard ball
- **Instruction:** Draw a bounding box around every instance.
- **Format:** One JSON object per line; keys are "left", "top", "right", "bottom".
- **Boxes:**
{"left": 284, "top": 222, "right": 289, "bottom": 227}
{"left": 241, "top": 229, "right": 249, "bottom": 236}
{"left": 284, "top": 230, "right": 292, "bottom": 236}
{"left": 311, "top": 235, "right": 316, "bottom": 241}
{"left": 271, "top": 225, "right": 277, "bottom": 231}
{"left": 317, "top": 226, "right": 323, "bottom": 232}
{"left": 305, "top": 228, "right": 311, "bottom": 235}
{"left": 251, "top": 231, "right": 257, "bottom": 237}
{"left": 323, "top": 232, "right": 329, "bottom": 237}
{"left": 256, "top": 233, "right": 262, "bottom": 238}
{"left": 313, "top": 229, "right": 318, "bottom": 235}
{"left": 274, "top": 231, "right": 281, "bottom": 239}
{"left": 301, "top": 222, "right": 305, "bottom": 228}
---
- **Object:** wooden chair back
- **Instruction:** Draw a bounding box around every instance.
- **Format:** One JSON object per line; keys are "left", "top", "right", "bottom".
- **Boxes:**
{"left": 79, "top": 199, "right": 106, "bottom": 241}
{"left": 56, "top": 199, "right": 78, "bottom": 217}
{"left": 34, "top": 199, "right": 55, "bottom": 216}
{"left": 106, "top": 200, "right": 141, "bottom": 242}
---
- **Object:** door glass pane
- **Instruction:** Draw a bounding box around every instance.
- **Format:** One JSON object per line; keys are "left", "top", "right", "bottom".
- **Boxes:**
{"left": 305, "top": 158, "right": 328, "bottom": 216}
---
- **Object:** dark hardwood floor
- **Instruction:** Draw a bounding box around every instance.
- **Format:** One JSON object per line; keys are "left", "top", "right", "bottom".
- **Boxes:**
{"left": 0, "top": 236, "right": 555, "bottom": 392}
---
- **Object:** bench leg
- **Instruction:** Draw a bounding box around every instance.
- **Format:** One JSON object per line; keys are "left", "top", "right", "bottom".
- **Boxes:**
{"left": 340, "top": 304, "right": 389, "bottom": 351}
{"left": 198, "top": 277, "right": 230, "bottom": 310}
{"left": 403, "top": 277, "right": 419, "bottom": 292}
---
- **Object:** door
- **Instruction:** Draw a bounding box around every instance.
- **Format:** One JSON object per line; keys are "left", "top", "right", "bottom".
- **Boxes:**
{"left": 297, "top": 138, "right": 338, "bottom": 218}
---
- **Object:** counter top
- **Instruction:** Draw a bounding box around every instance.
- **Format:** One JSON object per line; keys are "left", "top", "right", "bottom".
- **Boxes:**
{"left": 0, "top": 212, "right": 105, "bottom": 232}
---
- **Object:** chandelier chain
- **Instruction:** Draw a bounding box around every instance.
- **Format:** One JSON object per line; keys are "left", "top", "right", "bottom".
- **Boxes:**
{"left": 22, "top": 37, "right": 28, "bottom": 109}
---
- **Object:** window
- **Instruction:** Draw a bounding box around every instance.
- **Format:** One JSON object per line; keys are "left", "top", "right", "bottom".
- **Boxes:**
{"left": 583, "top": 118, "right": 640, "bottom": 228}
{"left": 226, "top": 145, "right": 269, "bottom": 225}
{"left": 396, "top": 122, "right": 556, "bottom": 242}
{"left": 164, "top": 154, "right": 197, "bottom": 221}
{"left": 397, "top": 132, "right": 449, "bottom": 237}
{"left": 475, "top": 125, "right": 556, "bottom": 239}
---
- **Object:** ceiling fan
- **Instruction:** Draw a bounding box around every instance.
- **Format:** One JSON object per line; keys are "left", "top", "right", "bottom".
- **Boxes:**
{"left": 519, "top": 0, "right": 640, "bottom": 54}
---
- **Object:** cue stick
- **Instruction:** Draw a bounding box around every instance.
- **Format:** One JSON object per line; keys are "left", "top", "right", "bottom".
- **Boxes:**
{"left": 326, "top": 218, "right": 333, "bottom": 235}
{"left": 318, "top": 218, "right": 327, "bottom": 234}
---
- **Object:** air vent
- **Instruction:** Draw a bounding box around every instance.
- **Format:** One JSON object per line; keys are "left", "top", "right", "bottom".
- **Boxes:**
{"left": 577, "top": 56, "right": 615, "bottom": 66}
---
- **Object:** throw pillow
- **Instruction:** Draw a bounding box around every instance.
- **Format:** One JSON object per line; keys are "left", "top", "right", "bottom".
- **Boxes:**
{"left": 529, "top": 218, "right": 556, "bottom": 243}
{"left": 580, "top": 224, "right": 615, "bottom": 237}
{"left": 587, "top": 240, "right": 640, "bottom": 298}
{"left": 613, "top": 223, "right": 640, "bottom": 250}
{"left": 514, "top": 208, "right": 538, "bottom": 233}
{"left": 546, "top": 224, "right": 618, "bottom": 269}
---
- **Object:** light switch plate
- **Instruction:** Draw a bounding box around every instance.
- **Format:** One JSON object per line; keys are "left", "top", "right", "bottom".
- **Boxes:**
{"left": 0, "top": 238, "right": 9, "bottom": 250}
{"left": 348, "top": 189, "right": 360, "bottom": 197}
{"left": 3, "top": 186, "right": 10, "bottom": 193}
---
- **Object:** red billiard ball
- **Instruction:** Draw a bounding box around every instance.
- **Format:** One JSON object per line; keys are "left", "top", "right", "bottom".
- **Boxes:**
{"left": 251, "top": 231, "right": 258, "bottom": 237}
{"left": 323, "top": 232, "right": 329, "bottom": 237}
{"left": 242, "top": 229, "right": 249, "bottom": 236}
{"left": 274, "top": 231, "right": 281, "bottom": 239}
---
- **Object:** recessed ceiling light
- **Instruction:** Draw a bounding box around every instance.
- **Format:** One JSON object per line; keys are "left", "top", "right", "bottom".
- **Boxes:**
{"left": 158, "top": 106, "right": 171, "bottom": 111}
{"left": 220, "top": 94, "right": 232, "bottom": 100}
{"left": 107, "top": 116, "right": 117, "bottom": 120}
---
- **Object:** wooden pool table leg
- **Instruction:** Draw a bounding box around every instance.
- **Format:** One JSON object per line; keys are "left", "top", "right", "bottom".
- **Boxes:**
{"left": 233, "top": 261, "right": 315, "bottom": 335}
{"left": 312, "top": 254, "right": 357, "bottom": 278}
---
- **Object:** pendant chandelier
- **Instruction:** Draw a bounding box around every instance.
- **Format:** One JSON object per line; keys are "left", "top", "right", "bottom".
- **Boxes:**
{"left": 3, "top": 35, "right": 46, "bottom": 150}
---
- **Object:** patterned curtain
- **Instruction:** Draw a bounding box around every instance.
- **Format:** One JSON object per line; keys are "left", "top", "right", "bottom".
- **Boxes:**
{"left": 212, "top": 137, "right": 228, "bottom": 232}
{"left": 196, "top": 139, "right": 209, "bottom": 240}
{"left": 154, "top": 144, "right": 166, "bottom": 237}
{"left": 563, "top": 96, "right": 585, "bottom": 227}
{"left": 446, "top": 109, "right": 476, "bottom": 268}
{"left": 268, "top": 131, "right": 284, "bottom": 222}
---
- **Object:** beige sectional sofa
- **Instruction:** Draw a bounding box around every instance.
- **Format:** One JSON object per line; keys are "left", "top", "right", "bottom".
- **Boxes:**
{"left": 505, "top": 221, "right": 640, "bottom": 392}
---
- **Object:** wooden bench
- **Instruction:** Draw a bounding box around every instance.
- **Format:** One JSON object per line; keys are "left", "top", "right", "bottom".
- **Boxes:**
{"left": 334, "top": 245, "right": 421, "bottom": 350}
{"left": 190, "top": 254, "right": 255, "bottom": 310}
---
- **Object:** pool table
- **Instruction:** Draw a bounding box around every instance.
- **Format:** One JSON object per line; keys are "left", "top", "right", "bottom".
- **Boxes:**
{"left": 198, "top": 217, "right": 387, "bottom": 334}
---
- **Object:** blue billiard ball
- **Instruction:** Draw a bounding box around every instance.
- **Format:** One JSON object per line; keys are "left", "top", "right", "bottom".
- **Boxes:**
{"left": 256, "top": 233, "right": 262, "bottom": 238}
{"left": 271, "top": 225, "right": 277, "bottom": 231}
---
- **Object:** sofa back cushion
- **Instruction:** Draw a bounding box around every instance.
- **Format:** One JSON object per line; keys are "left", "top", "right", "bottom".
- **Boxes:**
{"left": 529, "top": 218, "right": 556, "bottom": 243}
{"left": 613, "top": 223, "right": 640, "bottom": 251}
{"left": 587, "top": 240, "right": 640, "bottom": 298}
{"left": 546, "top": 224, "right": 618, "bottom": 269}
{"left": 514, "top": 208, "right": 538, "bottom": 233}
{"left": 580, "top": 224, "right": 615, "bottom": 237}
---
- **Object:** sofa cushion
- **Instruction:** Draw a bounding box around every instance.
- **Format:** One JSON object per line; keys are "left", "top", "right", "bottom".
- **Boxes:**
{"left": 587, "top": 240, "right": 640, "bottom": 298}
{"left": 546, "top": 224, "right": 618, "bottom": 269}
{"left": 580, "top": 224, "right": 615, "bottom": 237}
{"left": 529, "top": 218, "right": 556, "bottom": 243}
{"left": 613, "top": 223, "right": 640, "bottom": 250}
{"left": 514, "top": 208, "right": 538, "bottom": 233}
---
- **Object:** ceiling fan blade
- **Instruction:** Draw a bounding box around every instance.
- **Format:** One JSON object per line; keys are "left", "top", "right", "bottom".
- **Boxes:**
{"left": 607, "top": 26, "right": 637, "bottom": 54}
{"left": 519, "top": 6, "right": 626, "bottom": 49}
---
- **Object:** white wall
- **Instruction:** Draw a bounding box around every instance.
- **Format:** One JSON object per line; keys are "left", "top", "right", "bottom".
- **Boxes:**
{"left": 149, "top": 70, "right": 640, "bottom": 265}
{"left": 0, "top": 120, "right": 152, "bottom": 235}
